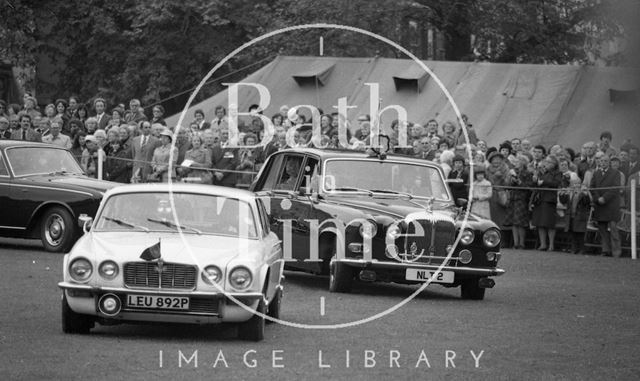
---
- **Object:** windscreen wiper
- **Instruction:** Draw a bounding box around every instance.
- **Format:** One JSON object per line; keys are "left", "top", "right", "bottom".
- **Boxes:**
{"left": 103, "top": 216, "right": 149, "bottom": 232}
{"left": 146, "top": 218, "right": 202, "bottom": 235}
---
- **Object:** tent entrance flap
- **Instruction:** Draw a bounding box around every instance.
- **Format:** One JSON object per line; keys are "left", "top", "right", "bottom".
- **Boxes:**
{"left": 292, "top": 61, "right": 335, "bottom": 86}
{"left": 393, "top": 65, "right": 429, "bottom": 92}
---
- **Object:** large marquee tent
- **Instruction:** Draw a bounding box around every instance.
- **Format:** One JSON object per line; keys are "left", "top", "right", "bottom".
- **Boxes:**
{"left": 166, "top": 55, "right": 640, "bottom": 148}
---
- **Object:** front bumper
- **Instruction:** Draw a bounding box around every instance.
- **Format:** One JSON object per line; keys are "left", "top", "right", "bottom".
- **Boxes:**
{"left": 58, "top": 282, "right": 264, "bottom": 323}
{"left": 335, "top": 258, "right": 506, "bottom": 277}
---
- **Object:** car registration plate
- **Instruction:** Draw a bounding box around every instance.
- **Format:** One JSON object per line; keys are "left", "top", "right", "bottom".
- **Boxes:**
{"left": 405, "top": 269, "right": 454, "bottom": 283}
{"left": 126, "top": 295, "right": 189, "bottom": 310}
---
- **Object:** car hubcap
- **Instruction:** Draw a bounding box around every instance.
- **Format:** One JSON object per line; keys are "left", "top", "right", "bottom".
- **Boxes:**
{"left": 45, "top": 215, "right": 65, "bottom": 246}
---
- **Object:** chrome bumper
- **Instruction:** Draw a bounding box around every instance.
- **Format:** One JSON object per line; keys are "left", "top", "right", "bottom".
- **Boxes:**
{"left": 57, "top": 282, "right": 264, "bottom": 300}
{"left": 334, "top": 259, "right": 506, "bottom": 277}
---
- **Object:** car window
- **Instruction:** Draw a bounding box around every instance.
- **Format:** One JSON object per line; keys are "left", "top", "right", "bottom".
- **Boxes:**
{"left": 275, "top": 155, "right": 304, "bottom": 191}
{"left": 255, "top": 154, "right": 283, "bottom": 191}
{"left": 6, "top": 147, "right": 83, "bottom": 177}
{"left": 0, "top": 154, "right": 8, "bottom": 177}
{"left": 94, "top": 192, "right": 258, "bottom": 239}
{"left": 299, "top": 157, "right": 319, "bottom": 191}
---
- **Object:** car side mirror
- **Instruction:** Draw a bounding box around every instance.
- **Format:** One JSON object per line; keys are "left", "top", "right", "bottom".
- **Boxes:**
{"left": 456, "top": 198, "right": 468, "bottom": 207}
{"left": 78, "top": 214, "right": 93, "bottom": 233}
{"left": 298, "top": 186, "right": 309, "bottom": 197}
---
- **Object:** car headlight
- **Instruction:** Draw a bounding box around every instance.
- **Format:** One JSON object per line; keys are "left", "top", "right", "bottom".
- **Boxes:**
{"left": 460, "top": 229, "right": 475, "bottom": 245}
{"left": 386, "top": 225, "right": 402, "bottom": 240}
{"left": 359, "top": 221, "right": 378, "bottom": 239}
{"left": 483, "top": 228, "right": 501, "bottom": 248}
{"left": 69, "top": 258, "right": 93, "bottom": 282}
{"left": 201, "top": 265, "right": 222, "bottom": 284}
{"left": 229, "top": 266, "right": 252, "bottom": 290}
{"left": 98, "top": 260, "right": 119, "bottom": 280}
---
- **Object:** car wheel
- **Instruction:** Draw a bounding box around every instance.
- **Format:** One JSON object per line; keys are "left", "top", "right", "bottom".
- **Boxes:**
{"left": 266, "top": 288, "right": 283, "bottom": 323}
{"left": 460, "top": 278, "right": 486, "bottom": 300}
{"left": 329, "top": 256, "right": 354, "bottom": 293}
{"left": 61, "top": 293, "right": 94, "bottom": 334}
{"left": 40, "top": 206, "right": 75, "bottom": 253}
{"left": 238, "top": 298, "right": 265, "bottom": 341}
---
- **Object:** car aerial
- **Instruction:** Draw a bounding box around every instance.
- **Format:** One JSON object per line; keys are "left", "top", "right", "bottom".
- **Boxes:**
{"left": 250, "top": 148, "right": 505, "bottom": 300}
{"left": 0, "top": 140, "right": 116, "bottom": 252}
{"left": 58, "top": 183, "right": 284, "bottom": 341}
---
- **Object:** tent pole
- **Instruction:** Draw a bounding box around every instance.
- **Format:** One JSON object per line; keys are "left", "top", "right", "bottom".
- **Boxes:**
{"left": 631, "top": 178, "right": 637, "bottom": 260}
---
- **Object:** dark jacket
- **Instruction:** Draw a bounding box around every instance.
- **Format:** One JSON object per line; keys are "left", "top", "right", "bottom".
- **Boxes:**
{"left": 536, "top": 169, "right": 563, "bottom": 204}
{"left": 590, "top": 168, "right": 622, "bottom": 222}
{"left": 211, "top": 145, "right": 239, "bottom": 187}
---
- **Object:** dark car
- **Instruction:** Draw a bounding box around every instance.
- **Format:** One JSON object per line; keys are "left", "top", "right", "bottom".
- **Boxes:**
{"left": 250, "top": 148, "right": 505, "bottom": 300}
{"left": 0, "top": 141, "right": 116, "bottom": 252}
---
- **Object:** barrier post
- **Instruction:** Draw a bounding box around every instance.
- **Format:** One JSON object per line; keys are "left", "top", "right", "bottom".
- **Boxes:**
{"left": 631, "top": 178, "right": 636, "bottom": 260}
{"left": 97, "top": 148, "right": 104, "bottom": 181}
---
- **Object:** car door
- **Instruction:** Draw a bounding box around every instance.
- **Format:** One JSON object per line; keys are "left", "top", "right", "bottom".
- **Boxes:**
{"left": 253, "top": 153, "right": 314, "bottom": 271}
{"left": 0, "top": 151, "right": 18, "bottom": 231}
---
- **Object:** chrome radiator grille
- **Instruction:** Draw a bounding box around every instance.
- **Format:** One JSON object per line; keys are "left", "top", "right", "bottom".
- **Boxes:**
{"left": 123, "top": 262, "right": 197, "bottom": 290}
{"left": 399, "top": 218, "right": 456, "bottom": 265}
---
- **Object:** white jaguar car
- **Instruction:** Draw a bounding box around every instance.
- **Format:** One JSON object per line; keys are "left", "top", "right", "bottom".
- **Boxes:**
{"left": 58, "top": 183, "right": 283, "bottom": 341}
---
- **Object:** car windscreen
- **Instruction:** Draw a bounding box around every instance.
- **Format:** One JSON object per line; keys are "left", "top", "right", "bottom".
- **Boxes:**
{"left": 323, "top": 159, "right": 451, "bottom": 201}
{"left": 6, "top": 147, "right": 84, "bottom": 177}
{"left": 94, "top": 192, "right": 258, "bottom": 239}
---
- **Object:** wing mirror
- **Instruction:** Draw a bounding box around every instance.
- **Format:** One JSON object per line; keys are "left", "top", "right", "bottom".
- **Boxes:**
{"left": 78, "top": 214, "right": 93, "bottom": 233}
{"left": 456, "top": 198, "right": 468, "bottom": 208}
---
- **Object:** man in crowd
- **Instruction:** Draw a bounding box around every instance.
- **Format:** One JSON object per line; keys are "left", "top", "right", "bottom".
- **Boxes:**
{"left": 620, "top": 145, "right": 639, "bottom": 183}
{"left": 94, "top": 98, "right": 111, "bottom": 129}
{"left": 125, "top": 99, "right": 148, "bottom": 124}
{"left": 590, "top": 154, "right": 622, "bottom": 257}
{"left": 598, "top": 131, "right": 617, "bottom": 156}
{"left": 531, "top": 145, "right": 546, "bottom": 172}
{"left": 0, "top": 117, "right": 11, "bottom": 139}
{"left": 131, "top": 121, "right": 160, "bottom": 183}
{"left": 211, "top": 128, "right": 238, "bottom": 187}
{"left": 42, "top": 119, "right": 72, "bottom": 149}
{"left": 11, "top": 114, "right": 41, "bottom": 142}
{"left": 575, "top": 141, "right": 597, "bottom": 180}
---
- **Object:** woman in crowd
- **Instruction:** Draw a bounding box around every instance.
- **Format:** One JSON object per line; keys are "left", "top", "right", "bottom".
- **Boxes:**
{"left": 67, "top": 118, "right": 84, "bottom": 139}
{"left": 320, "top": 114, "right": 335, "bottom": 138}
{"left": 530, "top": 155, "right": 563, "bottom": 251}
{"left": 76, "top": 104, "right": 89, "bottom": 123}
{"left": 486, "top": 151, "right": 511, "bottom": 234}
{"left": 84, "top": 117, "right": 98, "bottom": 134}
{"left": 103, "top": 128, "right": 131, "bottom": 183}
{"left": 236, "top": 133, "right": 259, "bottom": 186}
{"left": 70, "top": 131, "right": 87, "bottom": 159}
{"left": 81, "top": 135, "right": 103, "bottom": 178}
{"left": 151, "top": 128, "right": 179, "bottom": 182}
{"left": 110, "top": 108, "right": 124, "bottom": 128}
{"left": 55, "top": 99, "right": 69, "bottom": 131}
{"left": 151, "top": 105, "right": 166, "bottom": 126}
{"left": 558, "top": 156, "right": 590, "bottom": 254}
{"left": 43, "top": 104, "right": 57, "bottom": 125}
{"left": 178, "top": 134, "right": 212, "bottom": 183}
{"left": 507, "top": 155, "right": 534, "bottom": 249}
{"left": 470, "top": 166, "right": 492, "bottom": 219}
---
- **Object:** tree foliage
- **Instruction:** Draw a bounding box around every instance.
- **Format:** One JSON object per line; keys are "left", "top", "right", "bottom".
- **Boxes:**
{"left": 1, "top": 0, "right": 636, "bottom": 109}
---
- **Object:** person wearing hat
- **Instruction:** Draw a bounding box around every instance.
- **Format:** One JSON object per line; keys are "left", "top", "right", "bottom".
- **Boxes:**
{"left": 80, "top": 135, "right": 104, "bottom": 179}
{"left": 447, "top": 154, "right": 469, "bottom": 206}
{"left": 506, "top": 154, "right": 534, "bottom": 249}
{"left": 151, "top": 128, "right": 179, "bottom": 182}
{"left": 470, "top": 165, "right": 492, "bottom": 219}
{"left": 486, "top": 150, "right": 511, "bottom": 231}
{"left": 530, "top": 155, "right": 563, "bottom": 251}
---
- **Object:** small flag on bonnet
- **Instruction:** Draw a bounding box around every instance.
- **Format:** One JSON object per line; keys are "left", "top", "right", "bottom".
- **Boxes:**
{"left": 140, "top": 239, "right": 161, "bottom": 261}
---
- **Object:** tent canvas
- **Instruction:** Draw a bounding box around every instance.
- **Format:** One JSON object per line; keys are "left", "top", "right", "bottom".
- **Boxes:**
{"left": 166, "top": 56, "right": 640, "bottom": 149}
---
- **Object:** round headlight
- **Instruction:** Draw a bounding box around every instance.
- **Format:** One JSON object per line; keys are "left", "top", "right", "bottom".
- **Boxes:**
{"left": 460, "top": 229, "right": 475, "bottom": 245}
{"left": 229, "top": 267, "right": 252, "bottom": 290}
{"left": 69, "top": 258, "right": 92, "bottom": 282}
{"left": 386, "top": 225, "right": 402, "bottom": 240}
{"left": 98, "top": 260, "right": 119, "bottom": 280}
{"left": 201, "top": 265, "right": 222, "bottom": 284}
{"left": 359, "top": 221, "right": 378, "bottom": 239}
{"left": 458, "top": 249, "right": 472, "bottom": 264}
{"left": 483, "top": 229, "right": 501, "bottom": 248}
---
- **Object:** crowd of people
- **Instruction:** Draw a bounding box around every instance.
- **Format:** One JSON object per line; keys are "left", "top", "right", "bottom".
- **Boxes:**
{"left": 0, "top": 94, "right": 637, "bottom": 257}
